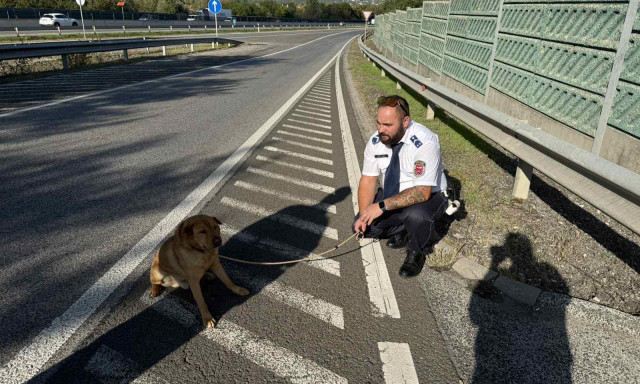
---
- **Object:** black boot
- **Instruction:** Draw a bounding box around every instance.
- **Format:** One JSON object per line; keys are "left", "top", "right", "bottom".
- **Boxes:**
{"left": 399, "top": 249, "right": 426, "bottom": 278}
{"left": 386, "top": 231, "right": 408, "bottom": 249}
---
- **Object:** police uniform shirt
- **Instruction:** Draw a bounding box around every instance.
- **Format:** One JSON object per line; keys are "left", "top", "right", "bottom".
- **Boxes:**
{"left": 362, "top": 120, "right": 447, "bottom": 193}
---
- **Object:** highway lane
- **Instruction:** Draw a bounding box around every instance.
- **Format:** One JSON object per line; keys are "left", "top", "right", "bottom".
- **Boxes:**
{"left": 0, "top": 29, "right": 359, "bottom": 368}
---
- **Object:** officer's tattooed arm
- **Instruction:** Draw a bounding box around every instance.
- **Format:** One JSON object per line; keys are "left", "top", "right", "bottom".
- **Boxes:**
{"left": 385, "top": 186, "right": 431, "bottom": 210}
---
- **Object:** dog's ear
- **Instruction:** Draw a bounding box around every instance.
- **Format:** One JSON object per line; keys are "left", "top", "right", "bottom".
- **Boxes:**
{"left": 176, "top": 219, "right": 195, "bottom": 247}
{"left": 211, "top": 216, "right": 222, "bottom": 225}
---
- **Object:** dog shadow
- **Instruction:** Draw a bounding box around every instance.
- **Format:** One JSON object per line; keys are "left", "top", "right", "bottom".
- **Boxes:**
{"left": 27, "top": 187, "right": 351, "bottom": 383}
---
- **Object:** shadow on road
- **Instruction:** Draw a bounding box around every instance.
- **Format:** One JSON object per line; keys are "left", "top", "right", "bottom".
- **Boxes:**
{"left": 470, "top": 232, "right": 573, "bottom": 384}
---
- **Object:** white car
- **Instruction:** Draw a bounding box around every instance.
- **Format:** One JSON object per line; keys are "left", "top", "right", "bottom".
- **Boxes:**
{"left": 39, "top": 13, "right": 78, "bottom": 28}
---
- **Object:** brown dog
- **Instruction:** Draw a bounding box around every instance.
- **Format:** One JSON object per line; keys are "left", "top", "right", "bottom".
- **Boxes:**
{"left": 150, "top": 215, "right": 249, "bottom": 328}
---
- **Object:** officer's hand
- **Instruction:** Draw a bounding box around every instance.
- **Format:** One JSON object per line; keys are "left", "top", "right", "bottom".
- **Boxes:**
{"left": 360, "top": 203, "right": 384, "bottom": 226}
{"left": 354, "top": 217, "right": 368, "bottom": 235}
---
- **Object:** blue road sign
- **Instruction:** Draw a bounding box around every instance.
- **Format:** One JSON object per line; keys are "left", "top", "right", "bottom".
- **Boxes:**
{"left": 208, "top": 0, "right": 222, "bottom": 14}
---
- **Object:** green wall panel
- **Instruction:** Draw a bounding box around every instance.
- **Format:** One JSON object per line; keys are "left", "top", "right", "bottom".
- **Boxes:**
{"left": 528, "top": 76, "right": 603, "bottom": 136}
{"left": 421, "top": 32, "right": 446, "bottom": 55}
{"left": 505, "top": 0, "right": 623, "bottom": 3}
{"left": 450, "top": 0, "right": 500, "bottom": 16}
{"left": 622, "top": 34, "right": 640, "bottom": 85}
{"left": 491, "top": 62, "right": 532, "bottom": 103}
{"left": 501, "top": 5, "right": 546, "bottom": 38}
{"left": 406, "top": 21, "right": 422, "bottom": 37}
{"left": 448, "top": 15, "right": 497, "bottom": 43}
{"left": 423, "top": 1, "right": 450, "bottom": 19}
{"left": 495, "top": 34, "right": 539, "bottom": 72}
{"left": 443, "top": 56, "right": 488, "bottom": 94}
{"left": 420, "top": 48, "right": 444, "bottom": 73}
{"left": 404, "top": 46, "right": 420, "bottom": 64}
{"left": 545, "top": 4, "right": 626, "bottom": 50}
{"left": 407, "top": 7, "right": 423, "bottom": 22}
{"left": 445, "top": 35, "right": 493, "bottom": 69}
{"left": 538, "top": 41, "right": 614, "bottom": 95}
{"left": 396, "top": 10, "right": 407, "bottom": 22}
{"left": 635, "top": 8, "right": 640, "bottom": 31}
{"left": 422, "top": 17, "right": 448, "bottom": 38}
{"left": 405, "top": 34, "right": 421, "bottom": 51}
{"left": 608, "top": 80, "right": 640, "bottom": 138}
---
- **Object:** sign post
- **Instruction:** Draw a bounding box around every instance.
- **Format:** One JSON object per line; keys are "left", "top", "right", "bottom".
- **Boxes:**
{"left": 208, "top": 0, "right": 221, "bottom": 37}
{"left": 117, "top": 2, "right": 125, "bottom": 21}
{"left": 76, "top": 0, "right": 86, "bottom": 40}
{"left": 363, "top": 10, "right": 372, "bottom": 40}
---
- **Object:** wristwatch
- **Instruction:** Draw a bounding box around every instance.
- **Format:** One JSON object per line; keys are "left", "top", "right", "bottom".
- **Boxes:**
{"left": 378, "top": 200, "right": 387, "bottom": 212}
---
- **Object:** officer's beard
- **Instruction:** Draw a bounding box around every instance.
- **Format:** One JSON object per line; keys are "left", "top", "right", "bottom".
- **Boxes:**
{"left": 379, "top": 128, "right": 405, "bottom": 146}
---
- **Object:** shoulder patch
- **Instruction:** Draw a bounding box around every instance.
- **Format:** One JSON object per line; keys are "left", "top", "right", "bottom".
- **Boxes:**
{"left": 410, "top": 135, "right": 423, "bottom": 148}
{"left": 372, "top": 135, "right": 380, "bottom": 145}
{"left": 414, "top": 160, "right": 425, "bottom": 176}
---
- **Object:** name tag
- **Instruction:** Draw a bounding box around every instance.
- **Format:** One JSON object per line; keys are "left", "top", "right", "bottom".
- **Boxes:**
{"left": 375, "top": 154, "right": 389, "bottom": 158}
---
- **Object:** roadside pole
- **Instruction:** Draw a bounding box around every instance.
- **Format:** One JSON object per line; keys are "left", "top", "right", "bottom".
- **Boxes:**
{"left": 215, "top": 12, "right": 218, "bottom": 37}
{"left": 76, "top": 0, "right": 86, "bottom": 40}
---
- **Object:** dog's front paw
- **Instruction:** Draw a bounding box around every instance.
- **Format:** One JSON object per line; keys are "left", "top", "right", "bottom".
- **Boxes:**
{"left": 202, "top": 314, "right": 216, "bottom": 328}
{"left": 231, "top": 285, "right": 250, "bottom": 296}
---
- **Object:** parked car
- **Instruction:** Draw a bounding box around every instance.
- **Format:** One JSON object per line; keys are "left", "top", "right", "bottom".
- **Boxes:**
{"left": 39, "top": 13, "right": 78, "bottom": 28}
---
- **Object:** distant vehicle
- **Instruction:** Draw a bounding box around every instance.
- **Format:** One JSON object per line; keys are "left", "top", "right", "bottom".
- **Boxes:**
{"left": 139, "top": 14, "right": 159, "bottom": 21}
{"left": 186, "top": 15, "right": 198, "bottom": 21}
{"left": 196, "top": 8, "right": 232, "bottom": 21}
{"left": 39, "top": 13, "right": 78, "bottom": 28}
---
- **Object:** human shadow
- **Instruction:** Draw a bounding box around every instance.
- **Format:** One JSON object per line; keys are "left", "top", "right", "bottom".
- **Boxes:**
{"left": 26, "top": 187, "right": 351, "bottom": 383}
{"left": 470, "top": 232, "right": 572, "bottom": 384}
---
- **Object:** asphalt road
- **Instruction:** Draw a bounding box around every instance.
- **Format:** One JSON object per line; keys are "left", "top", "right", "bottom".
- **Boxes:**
{"left": 0, "top": 30, "right": 458, "bottom": 383}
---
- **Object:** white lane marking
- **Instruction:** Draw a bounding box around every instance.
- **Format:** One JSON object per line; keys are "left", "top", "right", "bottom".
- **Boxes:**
{"left": 0, "top": 36, "right": 353, "bottom": 384}
{"left": 141, "top": 294, "right": 347, "bottom": 384}
{"left": 234, "top": 181, "right": 336, "bottom": 212}
{"left": 334, "top": 40, "right": 400, "bottom": 318}
{"left": 304, "top": 96, "right": 331, "bottom": 106}
{"left": 245, "top": 167, "right": 335, "bottom": 194}
{"left": 309, "top": 90, "right": 332, "bottom": 97}
{"left": 287, "top": 118, "right": 332, "bottom": 130}
{"left": 85, "top": 345, "right": 168, "bottom": 384}
{"left": 271, "top": 137, "right": 332, "bottom": 154}
{"left": 291, "top": 113, "right": 331, "bottom": 123}
{"left": 314, "top": 84, "right": 332, "bottom": 89}
{"left": 264, "top": 146, "right": 333, "bottom": 165}
{"left": 294, "top": 108, "right": 332, "bottom": 118}
{"left": 378, "top": 343, "right": 420, "bottom": 384}
{"left": 303, "top": 97, "right": 331, "bottom": 105}
{"left": 222, "top": 263, "right": 344, "bottom": 329}
{"left": 221, "top": 197, "right": 338, "bottom": 240}
{"left": 0, "top": 32, "right": 350, "bottom": 119}
{"left": 281, "top": 124, "right": 332, "bottom": 136}
{"left": 221, "top": 224, "right": 340, "bottom": 276}
{"left": 276, "top": 130, "right": 332, "bottom": 144}
{"left": 298, "top": 103, "right": 331, "bottom": 113}
{"left": 256, "top": 154, "right": 334, "bottom": 178}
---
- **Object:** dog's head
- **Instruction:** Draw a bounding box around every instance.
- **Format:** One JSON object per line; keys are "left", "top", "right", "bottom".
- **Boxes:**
{"left": 176, "top": 215, "right": 223, "bottom": 252}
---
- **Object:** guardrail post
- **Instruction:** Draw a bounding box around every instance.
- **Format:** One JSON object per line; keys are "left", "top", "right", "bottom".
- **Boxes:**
{"left": 216, "top": 41, "right": 219, "bottom": 48}
{"left": 162, "top": 46, "right": 166, "bottom": 56}
{"left": 190, "top": 43, "right": 194, "bottom": 52}
{"left": 512, "top": 159, "right": 533, "bottom": 203}
{"left": 144, "top": 37, "right": 150, "bottom": 54}
{"left": 426, "top": 102, "right": 435, "bottom": 120}
{"left": 381, "top": 69, "right": 385, "bottom": 77}
{"left": 122, "top": 25, "right": 125, "bottom": 34}
{"left": 92, "top": 25, "right": 96, "bottom": 36}
{"left": 61, "top": 54, "right": 69, "bottom": 70}
{"left": 170, "top": 25, "right": 173, "bottom": 31}
{"left": 147, "top": 25, "right": 151, "bottom": 32}
{"left": 57, "top": 26, "right": 62, "bottom": 36}
{"left": 227, "top": 43, "right": 230, "bottom": 47}
{"left": 188, "top": 25, "right": 191, "bottom": 32}
{"left": 204, "top": 25, "right": 207, "bottom": 31}
{"left": 396, "top": 82, "right": 401, "bottom": 90}
{"left": 123, "top": 49, "right": 128, "bottom": 60}
{"left": 211, "top": 41, "right": 215, "bottom": 49}
{"left": 14, "top": 27, "right": 19, "bottom": 37}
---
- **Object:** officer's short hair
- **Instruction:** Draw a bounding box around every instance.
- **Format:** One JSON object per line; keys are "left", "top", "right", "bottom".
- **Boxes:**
{"left": 377, "top": 95, "right": 410, "bottom": 117}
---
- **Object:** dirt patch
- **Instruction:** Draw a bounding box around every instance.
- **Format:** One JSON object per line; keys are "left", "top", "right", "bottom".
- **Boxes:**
{"left": 346, "top": 39, "right": 640, "bottom": 314}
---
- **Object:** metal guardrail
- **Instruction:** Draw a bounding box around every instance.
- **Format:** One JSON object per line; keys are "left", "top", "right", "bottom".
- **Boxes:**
{"left": 0, "top": 36, "right": 241, "bottom": 61}
{"left": 359, "top": 35, "right": 640, "bottom": 236}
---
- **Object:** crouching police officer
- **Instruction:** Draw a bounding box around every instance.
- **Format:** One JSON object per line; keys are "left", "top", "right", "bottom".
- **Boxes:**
{"left": 353, "top": 95, "right": 448, "bottom": 278}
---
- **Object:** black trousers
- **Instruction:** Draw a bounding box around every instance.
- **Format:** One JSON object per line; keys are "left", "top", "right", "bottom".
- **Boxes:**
{"left": 352, "top": 188, "right": 448, "bottom": 254}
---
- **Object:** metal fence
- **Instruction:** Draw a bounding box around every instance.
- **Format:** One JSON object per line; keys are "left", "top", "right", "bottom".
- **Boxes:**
{"left": 373, "top": 0, "right": 640, "bottom": 173}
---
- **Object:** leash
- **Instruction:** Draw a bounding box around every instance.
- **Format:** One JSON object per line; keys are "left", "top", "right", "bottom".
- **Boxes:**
{"left": 214, "top": 232, "right": 363, "bottom": 266}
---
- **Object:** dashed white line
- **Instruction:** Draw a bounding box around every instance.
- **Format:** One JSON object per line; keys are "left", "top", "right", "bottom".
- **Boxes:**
{"left": 264, "top": 146, "right": 333, "bottom": 165}
{"left": 221, "top": 196, "right": 338, "bottom": 240}
{"left": 291, "top": 113, "right": 331, "bottom": 123}
{"left": 255, "top": 154, "right": 334, "bottom": 178}
{"left": 299, "top": 103, "right": 331, "bottom": 113}
{"left": 221, "top": 224, "right": 340, "bottom": 276}
{"left": 287, "top": 118, "right": 332, "bottom": 130}
{"left": 141, "top": 294, "right": 347, "bottom": 384}
{"left": 234, "top": 180, "right": 336, "bottom": 212}
{"left": 276, "top": 130, "right": 332, "bottom": 144}
{"left": 309, "top": 90, "right": 332, "bottom": 97}
{"left": 245, "top": 167, "right": 335, "bottom": 193}
{"left": 378, "top": 343, "right": 420, "bottom": 384}
{"left": 271, "top": 136, "right": 332, "bottom": 154}
{"left": 281, "top": 124, "right": 332, "bottom": 136}
{"left": 303, "top": 97, "right": 331, "bottom": 105}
